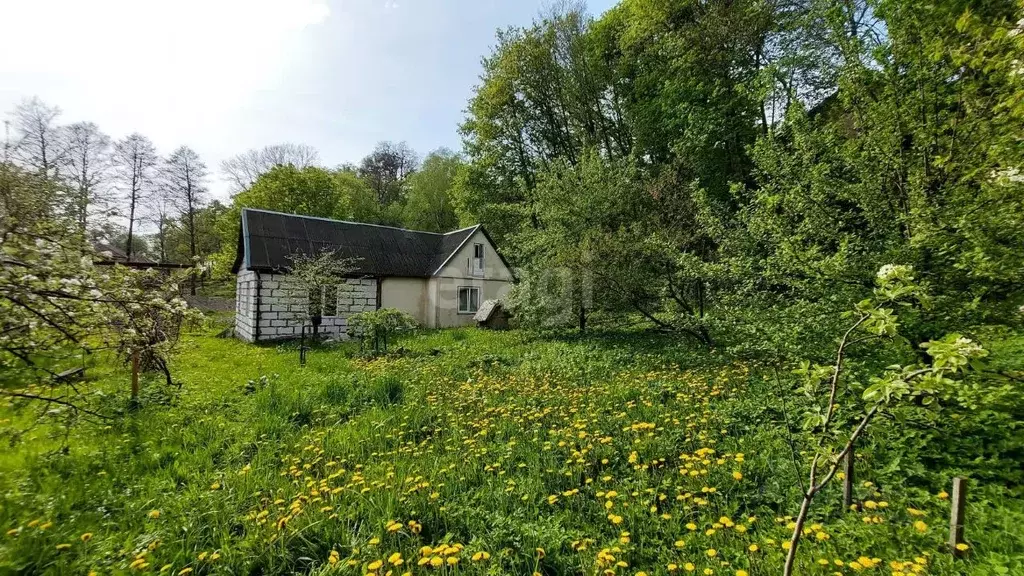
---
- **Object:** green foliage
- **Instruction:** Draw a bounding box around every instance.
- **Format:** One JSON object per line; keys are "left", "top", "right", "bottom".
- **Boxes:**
{"left": 0, "top": 212, "right": 202, "bottom": 398}
{"left": 459, "top": 0, "right": 1024, "bottom": 351}
{"left": 402, "top": 149, "right": 462, "bottom": 233}
{"left": 286, "top": 250, "right": 357, "bottom": 322}
{"left": 348, "top": 308, "right": 418, "bottom": 354}
{"left": 242, "top": 165, "right": 352, "bottom": 219}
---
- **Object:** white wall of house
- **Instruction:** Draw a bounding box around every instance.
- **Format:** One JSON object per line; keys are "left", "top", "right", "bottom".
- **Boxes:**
{"left": 436, "top": 229, "right": 515, "bottom": 281}
{"left": 380, "top": 277, "right": 429, "bottom": 325}
{"left": 429, "top": 229, "right": 514, "bottom": 328}
{"left": 235, "top": 269, "right": 377, "bottom": 342}
{"left": 429, "top": 277, "right": 512, "bottom": 328}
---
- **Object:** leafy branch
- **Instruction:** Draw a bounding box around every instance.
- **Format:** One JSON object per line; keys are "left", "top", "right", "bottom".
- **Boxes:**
{"left": 783, "top": 265, "right": 987, "bottom": 576}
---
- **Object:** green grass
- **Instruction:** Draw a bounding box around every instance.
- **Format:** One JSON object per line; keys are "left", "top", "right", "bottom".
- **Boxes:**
{"left": 1, "top": 326, "right": 1022, "bottom": 575}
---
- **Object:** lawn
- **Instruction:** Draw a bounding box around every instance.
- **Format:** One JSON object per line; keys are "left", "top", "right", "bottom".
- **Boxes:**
{"left": 1, "top": 325, "right": 1022, "bottom": 575}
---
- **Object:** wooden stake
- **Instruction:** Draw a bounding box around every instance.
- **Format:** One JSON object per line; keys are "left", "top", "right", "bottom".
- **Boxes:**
{"left": 842, "top": 448, "right": 854, "bottom": 510}
{"left": 949, "top": 477, "right": 967, "bottom": 556}
{"left": 131, "top": 351, "right": 140, "bottom": 401}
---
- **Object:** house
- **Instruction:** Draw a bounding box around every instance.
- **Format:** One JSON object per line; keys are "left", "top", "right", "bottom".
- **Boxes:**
{"left": 231, "top": 208, "right": 515, "bottom": 342}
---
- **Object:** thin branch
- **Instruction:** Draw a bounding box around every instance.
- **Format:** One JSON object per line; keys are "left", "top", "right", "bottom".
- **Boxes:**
{"left": 1, "top": 391, "right": 111, "bottom": 420}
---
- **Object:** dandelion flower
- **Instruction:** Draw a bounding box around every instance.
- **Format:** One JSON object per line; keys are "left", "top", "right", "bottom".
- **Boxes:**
{"left": 148, "top": 510, "right": 161, "bottom": 519}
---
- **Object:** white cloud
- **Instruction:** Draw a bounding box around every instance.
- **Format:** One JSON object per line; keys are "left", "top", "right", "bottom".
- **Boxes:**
{"left": 0, "top": 0, "right": 330, "bottom": 197}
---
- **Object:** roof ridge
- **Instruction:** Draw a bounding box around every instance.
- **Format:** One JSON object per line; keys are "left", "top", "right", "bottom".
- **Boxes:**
{"left": 242, "top": 207, "right": 477, "bottom": 236}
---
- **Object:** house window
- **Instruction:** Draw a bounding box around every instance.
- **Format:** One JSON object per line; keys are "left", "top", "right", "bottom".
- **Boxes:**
{"left": 308, "top": 285, "right": 339, "bottom": 317}
{"left": 458, "top": 286, "right": 480, "bottom": 314}
{"left": 471, "top": 243, "right": 484, "bottom": 276}
{"left": 323, "top": 285, "right": 338, "bottom": 316}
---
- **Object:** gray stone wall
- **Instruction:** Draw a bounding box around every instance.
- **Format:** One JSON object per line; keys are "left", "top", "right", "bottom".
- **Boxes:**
{"left": 236, "top": 271, "right": 378, "bottom": 342}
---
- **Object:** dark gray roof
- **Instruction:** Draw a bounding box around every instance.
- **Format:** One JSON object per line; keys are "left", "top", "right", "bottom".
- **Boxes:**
{"left": 231, "top": 208, "right": 481, "bottom": 277}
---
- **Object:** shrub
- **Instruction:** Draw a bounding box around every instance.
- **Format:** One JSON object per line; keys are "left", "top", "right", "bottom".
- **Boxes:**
{"left": 347, "top": 308, "right": 418, "bottom": 354}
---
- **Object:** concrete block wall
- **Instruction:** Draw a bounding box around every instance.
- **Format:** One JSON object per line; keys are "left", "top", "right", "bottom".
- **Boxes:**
{"left": 235, "top": 270, "right": 258, "bottom": 342}
{"left": 236, "top": 271, "right": 378, "bottom": 342}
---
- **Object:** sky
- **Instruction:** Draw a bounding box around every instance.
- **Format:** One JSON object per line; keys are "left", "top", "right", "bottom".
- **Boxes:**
{"left": 0, "top": 0, "right": 616, "bottom": 200}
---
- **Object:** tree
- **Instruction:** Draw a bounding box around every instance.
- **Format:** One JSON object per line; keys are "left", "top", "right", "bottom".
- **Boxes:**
{"left": 0, "top": 202, "right": 200, "bottom": 407}
{"left": 164, "top": 146, "right": 209, "bottom": 294}
{"left": 403, "top": 148, "right": 462, "bottom": 232}
{"left": 164, "top": 201, "right": 226, "bottom": 264}
{"left": 8, "top": 97, "right": 65, "bottom": 184}
{"left": 287, "top": 249, "right": 357, "bottom": 334}
{"left": 334, "top": 168, "right": 381, "bottom": 224}
{"left": 62, "top": 122, "right": 112, "bottom": 233}
{"left": 233, "top": 164, "right": 349, "bottom": 220}
{"left": 112, "top": 134, "right": 158, "bottom": 262}
{"left": 781, "top": 265, "right": 987, "bottom": 575}
{"left": 220, "top": 143, "right": 320, "bottom": 194}
{"left": 213, "top": 165, "right": 353, "bottom": 275}
{"left": 149, "top": 185, "right": 175, "bottom": 264}
{"left": 358, "top": 141, "right": 419, "bottom": 206}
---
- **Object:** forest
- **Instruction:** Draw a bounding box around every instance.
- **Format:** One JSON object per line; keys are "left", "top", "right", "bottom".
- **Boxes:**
{"left": 1, "top": 0, "right": 1023, "bottom": 574}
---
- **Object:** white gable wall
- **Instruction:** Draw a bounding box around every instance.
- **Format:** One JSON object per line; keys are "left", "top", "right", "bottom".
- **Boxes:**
{"left": 430, "top": 229, "right": 514, "bottom": 328}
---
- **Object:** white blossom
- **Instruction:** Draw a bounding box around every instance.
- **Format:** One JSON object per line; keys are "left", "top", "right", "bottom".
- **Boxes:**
{"left": 876, "top": 264, "right": 913, "bottom": 283}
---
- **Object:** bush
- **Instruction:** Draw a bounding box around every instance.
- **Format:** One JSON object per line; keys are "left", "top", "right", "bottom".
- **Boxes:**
{"left": 347, "top": 308, "right": 418, "bottom": 355}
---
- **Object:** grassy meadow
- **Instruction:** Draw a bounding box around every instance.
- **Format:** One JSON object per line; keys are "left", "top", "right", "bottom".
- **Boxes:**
{"left": 1, "top": 324, "right": 1023, "bottom": 576}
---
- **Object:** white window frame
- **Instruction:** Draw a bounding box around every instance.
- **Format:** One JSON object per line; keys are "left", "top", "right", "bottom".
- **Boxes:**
{"left": 457, "top": 286, "right": 481, "bottom": 314}
{"left": 470, "top": 243, "right": 485, "bottom": 277}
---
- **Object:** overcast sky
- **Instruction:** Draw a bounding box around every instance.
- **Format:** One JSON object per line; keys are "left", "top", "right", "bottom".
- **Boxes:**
{"left": 0, "top": 0, "right": 615, "bottom": 200}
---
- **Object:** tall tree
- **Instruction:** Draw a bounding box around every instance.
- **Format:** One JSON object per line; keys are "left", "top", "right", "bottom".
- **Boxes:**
{"left": 112, "top": 134, "right": 158, "bottom": 262}
{"left": 8, "top": 97, "right": 65, "bottom": 183}
{"left": 62, "top": 122, "right": 111, "bottom": 233}
{"left": 358, "top": 141, "right": 419, "bottom": 206}
{"left": 164, "top": 146, "right": 209, "bottom": 294}
{"left": 150, "top": 185, "right": 175, "bottom": 264}
{"left": 403, "top": 148, "right": 462, "bottom": 232}
{"left": 220, "top": 143, "right": 320, "bottom": 194}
